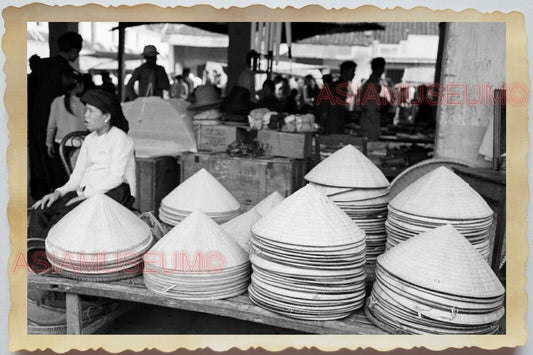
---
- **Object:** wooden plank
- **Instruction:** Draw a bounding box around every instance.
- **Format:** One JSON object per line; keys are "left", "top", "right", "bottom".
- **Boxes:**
{"left": 28, "top": 274, "right": 386, "bottom": 334}
{"left": 65, "top": 293, "right": 82, "bottom": 335}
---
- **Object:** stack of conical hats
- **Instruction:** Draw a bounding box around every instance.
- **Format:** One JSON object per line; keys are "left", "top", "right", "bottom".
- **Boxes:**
{"left": 159, "top": 169, "right": 240, "bottom": 226}
{"left": 248, "top": 185, "right": 367, "bottom": 320}
{"left": 143, "top": 210, "right": 250, "bottom": 300}
{"left": 45, "top": 194, "right": 153, "bottom": 281}
{"left": 366, "top": 225, "right": 505, "bottom": 334}
{"left": 385, "top": 167, "right": 494, "bottom": 260}
{"left": 305, "top": 145, "right": 390, "bottom": 280}
{"left": 222, "top": 192, "right": 285, "bottom": 253}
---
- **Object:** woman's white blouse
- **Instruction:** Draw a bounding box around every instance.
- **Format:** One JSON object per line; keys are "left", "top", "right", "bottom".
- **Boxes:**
{"left": 56, "top": 126, "right": 136, "bottom": 198}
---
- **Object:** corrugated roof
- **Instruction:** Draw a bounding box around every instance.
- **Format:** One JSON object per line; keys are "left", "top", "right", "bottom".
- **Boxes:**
{"left": 298, "top": 22, "right": 440, "bottom": 46}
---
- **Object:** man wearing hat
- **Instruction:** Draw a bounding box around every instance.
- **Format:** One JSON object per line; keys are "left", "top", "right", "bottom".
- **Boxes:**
{"left": 125, "top": 45, "right": 170, "bottom": 100}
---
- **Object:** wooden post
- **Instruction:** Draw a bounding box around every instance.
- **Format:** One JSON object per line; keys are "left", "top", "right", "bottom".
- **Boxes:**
{"left": 118, "top": 25, "right": 126, "bottom": 102}
{"left": 227, "top": 23, "right": 251, "bottom": 94}
{"left": 66, "top": 293, "right": 82, "bottom": 334}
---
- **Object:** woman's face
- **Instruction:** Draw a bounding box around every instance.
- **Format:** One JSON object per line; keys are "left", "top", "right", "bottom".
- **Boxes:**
{"left": 84, "top": 103, "right": 108, "bottom": 132}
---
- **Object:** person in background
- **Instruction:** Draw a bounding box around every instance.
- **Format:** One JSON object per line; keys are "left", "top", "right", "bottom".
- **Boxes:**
{"left": 284, "top": 88, "right": 303, "bottom": 114}
{"left": 182, "top": 68, "right": 195, "bottom": 99}
{"left": 302, "top": 74, "right": 320, "bottom": 114}
{"left": 238, "top": 50, "right": 258, "bottom": 102}
{"left": 274, "top": 75, "right": 290, "bottom": 111}
{"left": 359, "top": 57, "right": 388, "bottom": 141}
{"left": 28, "top": 31, "right": 83, "bottom": 200}
{"left": 46, "top": 72, "right": 95, "bottom": 188}
{"left": 125, "top": 45, "right": 170, "bottom": 100}
{"left": 31, "top": 89, "right": 135, "bottom": 240}
{"left": 319, "top": 61, "right": 357, "bottom": 134}
{"left": 99, "top": 71, "right": 117, "bottom": 95}
{"left": 170, "top": 74, "right": 189, "bottom": 99}
{"left": 412, "top": 84, "right": 435, "bottom": 129}
{"left": 257, "top": 79, "right": 282, "bottom": 112}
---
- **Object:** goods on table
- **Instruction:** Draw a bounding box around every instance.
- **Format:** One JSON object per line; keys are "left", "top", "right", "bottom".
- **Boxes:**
{"left": 143, "top": 210, "right": 250, "bottom": 300}
{"left": 248, "top": 185, "right": 367, "bottom": 320}
{"left": 222, "top": 191, "right": 285, "bottom": 253}
{"left": 45, "top": 194, "right": 153, "bottom": 281}
{"left": 366, "top": 225, "right": 505, "bottom": 334}
{"left": 159, "top": 168, "right": 240, "bottom": 226}
{"left": 305, "top": 144, "right": 390, "bottom": 280}
{"left": 385, "top": 166, "right": 494, "bottom": 261}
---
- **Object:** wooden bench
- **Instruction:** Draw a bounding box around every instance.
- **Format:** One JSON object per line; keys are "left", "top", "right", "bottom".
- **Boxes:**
{"left": 27, "top": 273, "right": 387, "bottom": 335}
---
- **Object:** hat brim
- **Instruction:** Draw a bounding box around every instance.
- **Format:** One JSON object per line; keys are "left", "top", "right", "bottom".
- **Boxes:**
{"left": 187, "top": 100, "right": 224, "bottom": 111}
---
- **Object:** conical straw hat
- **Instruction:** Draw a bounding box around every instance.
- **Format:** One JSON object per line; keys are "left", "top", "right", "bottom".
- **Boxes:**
{"left": 254, "top": 191, "right": 285, "bottom": 216}
{"left": 252, "top": 184, "right": 365, "bottom": 247}
{"left": 378, "top": 224, "right": 504, "bottom": 298}
{"left": 222, "top": 209, "right": 262, "bottom": 252}
{"left": 161, "top": 169, "right": 240, "bottom": 213}
{"left": 46, "top": 194, "right": 151, "bottom": 255}
{"left": 389, "top": 167, "right": 493, "bottom": 220}
{"left": 304, "top": 145, "right": 389, "bottom": 188}
{"left": 148, "top": 210, "right": 248, "bottom": 270}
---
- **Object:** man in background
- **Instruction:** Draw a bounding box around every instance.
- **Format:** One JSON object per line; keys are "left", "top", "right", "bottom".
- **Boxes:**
{"left": 125, "top": 45, "right": 170, "bottom": 100}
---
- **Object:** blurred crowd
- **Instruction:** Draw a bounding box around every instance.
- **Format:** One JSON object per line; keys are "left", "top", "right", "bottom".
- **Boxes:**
{"left": 28, "top": 33, "right": 436, "bottom": 201}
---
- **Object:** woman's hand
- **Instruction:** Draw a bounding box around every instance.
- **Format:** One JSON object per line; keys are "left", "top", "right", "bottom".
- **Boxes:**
{"left": 32, "top": 190, "right": 61, "bottom": 210}
{"left": 46, "top": 144, "right": 55, "bottom": 158}
{"left": 65, "top": 194, "right": 86, "bottom": 207}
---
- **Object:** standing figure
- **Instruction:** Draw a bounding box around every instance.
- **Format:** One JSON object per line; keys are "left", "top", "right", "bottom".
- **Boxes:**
{"left": 125, "top": 45, "right": 170, "bottom": 100}
{"left": 28, "top": 31, "right": 83, "bottom": 200}
{"left": 360, "top": 57, "right": 388, "bottom": 141}
{"left": 170, "top": 75, "right": 189, "bottom": 99}
{"left": 46, "top": 72, "right": 95, "bottom": 188}
{"left": 319, "top": 61, "right": 357, "bottom": 134}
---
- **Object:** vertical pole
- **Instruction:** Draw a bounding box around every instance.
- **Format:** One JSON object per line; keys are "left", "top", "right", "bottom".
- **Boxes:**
{"left": 118, "top": 25, "right": 126, "bottom": 101}
{"left": 66, "top": 293, "right": 82, "bottom": 334}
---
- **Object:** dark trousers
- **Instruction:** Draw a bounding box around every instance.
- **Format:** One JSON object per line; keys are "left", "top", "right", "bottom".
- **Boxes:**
{"left": 28, "top": 183, "right": 134, "bottom": 241}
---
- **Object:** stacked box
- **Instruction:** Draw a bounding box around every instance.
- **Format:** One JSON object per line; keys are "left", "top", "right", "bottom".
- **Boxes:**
{"left": 180, "top": 152, "right": 307, "bottom": 211}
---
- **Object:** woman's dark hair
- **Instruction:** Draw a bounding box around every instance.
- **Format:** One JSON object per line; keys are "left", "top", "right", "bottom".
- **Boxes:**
{"left": 81, "top": 89, "right": 129, "bottom": 133}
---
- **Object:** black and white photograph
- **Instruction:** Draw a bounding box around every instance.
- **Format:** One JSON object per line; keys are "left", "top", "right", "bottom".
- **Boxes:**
{"left": 2, "top": 3, "right": 530, "bottom": 353}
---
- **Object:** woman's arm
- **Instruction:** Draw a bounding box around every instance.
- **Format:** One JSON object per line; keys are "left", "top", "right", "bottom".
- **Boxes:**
{"left": 55, "top": 137, "right": 89, "bottom": 196}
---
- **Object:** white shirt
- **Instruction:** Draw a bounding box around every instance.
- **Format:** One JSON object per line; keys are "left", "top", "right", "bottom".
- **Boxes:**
{"left": 56, "top": 126, "right": 136, "bottom": 198}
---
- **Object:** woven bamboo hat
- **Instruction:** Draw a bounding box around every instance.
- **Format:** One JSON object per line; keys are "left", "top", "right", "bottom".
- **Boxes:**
{"left": 252, "top": 184, "right": 365, "bottom": 247}
{"left": 222, "top": 192, "right": 284, "bottom": 252}
{"left": 149, "top": 210, "right": 248, "bottom": 270}
{"left": 222, "top": 209, "right": 262, "bottom": 252}
{"left": 46, "top": 194, "right": 152, "bottom": 259}
{"left": 378, "top": 224, "right": 504, "bottom": 298}
{"left": 161, "top": 169, "right": 240, "bottom": 214}
{"left": 253, "top": 191, "right": 285, "bottom": 216}
{"left": 305, "top": 145, "right": 389, "bottom": 188}
{"left": 389, "top": 167, "right": 493, "bottom": 220}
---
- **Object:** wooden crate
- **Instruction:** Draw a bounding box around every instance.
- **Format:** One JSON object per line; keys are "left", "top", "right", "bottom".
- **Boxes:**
{"left": 133, "top": 156, "right": 180, "bottom": 216}
{"left": 197, "top": 125, "right": 249, "bottom": 152}
{"left": 257, "top": 130, "right": 314, "bottom": 159}
{"left": 180, "top": 152, "right": 307, "bottom": 211}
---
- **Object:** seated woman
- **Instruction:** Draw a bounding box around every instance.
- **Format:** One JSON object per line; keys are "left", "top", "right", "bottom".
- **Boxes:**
{"left": 30, "top": 89, "right": 135, "bottom": 240}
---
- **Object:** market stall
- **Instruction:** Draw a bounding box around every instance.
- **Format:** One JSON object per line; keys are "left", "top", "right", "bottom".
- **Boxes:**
{"left": 27, "top": 21, "right": 507, "bottom": 336}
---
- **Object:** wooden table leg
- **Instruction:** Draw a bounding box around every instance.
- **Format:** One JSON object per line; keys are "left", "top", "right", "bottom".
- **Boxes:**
{"left": 66, "top": 293, "right": 82, "bottom": 334}
{"left": 491, "top": 201, "right": 506, "bottom": 278}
